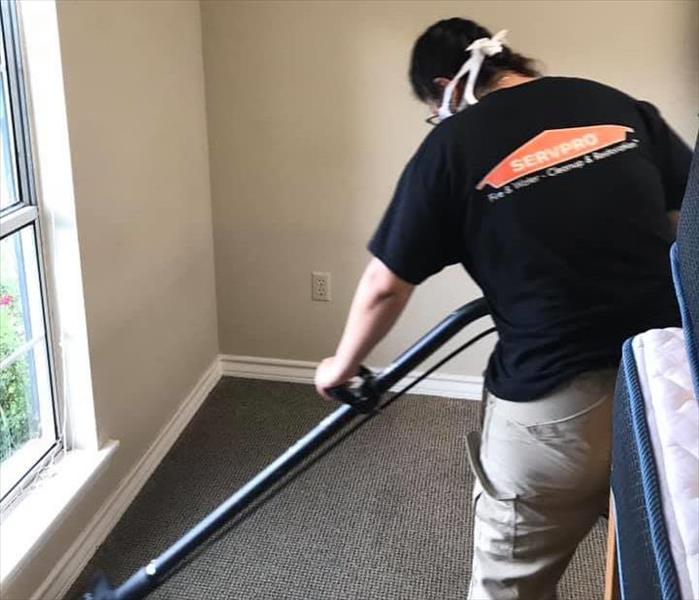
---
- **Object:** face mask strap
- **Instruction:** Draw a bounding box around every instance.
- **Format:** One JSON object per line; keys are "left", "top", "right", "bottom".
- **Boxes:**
{"left": 437, "top": 55, "right": 476, "bottom": 121}
{"left": 437, "top": 29, "right": 508, "bottom": 122}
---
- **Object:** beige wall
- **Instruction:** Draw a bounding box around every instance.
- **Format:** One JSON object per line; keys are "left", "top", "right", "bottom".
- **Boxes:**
{"left": 57, "top": 0, "right": 218, "bottom": 452}
{"left": 5, "top": 1, "right": 218, "bottom": 597}
{"left": 201, "top": 0, "right": 698, "bottom": 376}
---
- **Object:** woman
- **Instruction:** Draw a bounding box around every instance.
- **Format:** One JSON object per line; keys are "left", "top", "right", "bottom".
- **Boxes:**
{"left": 315, "top": 18, "right": 690, "bottom": 600}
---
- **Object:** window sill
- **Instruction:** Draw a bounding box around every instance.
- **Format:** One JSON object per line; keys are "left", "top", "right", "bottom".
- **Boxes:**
{"left": 0, "top": 440, "right": 119, "bottom": 584}
{"left": 0, "top": 437, "right": 60, "bottom": 500}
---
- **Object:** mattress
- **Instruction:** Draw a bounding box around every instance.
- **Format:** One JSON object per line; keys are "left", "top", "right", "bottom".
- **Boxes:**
{"left": 613, "top": 328, "right": 698, "bottom": 600}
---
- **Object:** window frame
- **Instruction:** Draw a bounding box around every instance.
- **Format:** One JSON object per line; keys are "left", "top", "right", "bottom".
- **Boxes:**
{"left": 0, "top": 1, "right": 62, "bottom": 507}
{"left": 1, "top": 0, "right": 35, "bottom": 216}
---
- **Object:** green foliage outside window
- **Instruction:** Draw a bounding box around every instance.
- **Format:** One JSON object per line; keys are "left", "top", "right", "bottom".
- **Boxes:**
{"left": 0, "top": 282, "right": 33, "bottom": 462}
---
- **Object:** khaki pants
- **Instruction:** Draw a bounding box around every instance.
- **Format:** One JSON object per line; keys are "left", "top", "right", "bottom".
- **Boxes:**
{"left": 466, "top": 369, "right": 617, "bottom": 600}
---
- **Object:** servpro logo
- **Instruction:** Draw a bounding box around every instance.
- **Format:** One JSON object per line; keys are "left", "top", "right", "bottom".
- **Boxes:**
{"left": 477, "top": 125, "right": 634, "bottom": 190}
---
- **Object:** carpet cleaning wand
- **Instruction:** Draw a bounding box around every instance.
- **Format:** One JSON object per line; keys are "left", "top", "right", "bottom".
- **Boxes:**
{"left": 84, "top": 298, "right": 493, "bottom": 600}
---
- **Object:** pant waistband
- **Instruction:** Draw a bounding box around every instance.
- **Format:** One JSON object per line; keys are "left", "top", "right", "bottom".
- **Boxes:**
{"left": 487, "top": 368, "right": 617, "bottom": 423}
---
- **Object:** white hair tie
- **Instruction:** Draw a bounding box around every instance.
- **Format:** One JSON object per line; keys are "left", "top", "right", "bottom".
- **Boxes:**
{"left": 437, "top": 29, "right": 508, "bottom": 121}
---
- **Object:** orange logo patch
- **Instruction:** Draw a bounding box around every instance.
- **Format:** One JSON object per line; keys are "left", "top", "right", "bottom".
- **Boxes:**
{"left": 477, "top": 125, "right": 633, "bottom": 190}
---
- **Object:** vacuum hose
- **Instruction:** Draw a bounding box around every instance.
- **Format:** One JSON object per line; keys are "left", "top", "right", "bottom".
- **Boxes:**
{"left": 84, "top": 297, "right": 493, "bottom": 600}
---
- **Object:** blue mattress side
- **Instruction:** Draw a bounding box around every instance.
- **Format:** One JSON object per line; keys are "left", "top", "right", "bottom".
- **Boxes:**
{"left": 612, "top": 339, "right": 681, "bottom": 600}
{"left": 671, "top": 243, "right": 699, "bottom": 400}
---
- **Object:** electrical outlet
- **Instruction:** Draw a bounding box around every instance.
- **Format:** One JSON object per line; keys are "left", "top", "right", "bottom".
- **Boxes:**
{"left": 312, "top": 272, "right": 331, "bottom": 302}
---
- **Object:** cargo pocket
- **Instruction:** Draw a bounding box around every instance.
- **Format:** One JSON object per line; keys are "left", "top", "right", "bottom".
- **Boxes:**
{"left": 466, "top": 431, "right": 518, "bottom": 559}
{"left": 467, "top": 431, "right": 504, "bottom": 500}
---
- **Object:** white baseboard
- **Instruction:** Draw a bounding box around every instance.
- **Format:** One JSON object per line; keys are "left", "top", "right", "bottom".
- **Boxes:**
{"left": 219, "top": 355, "right": 484, "bottom": 400}
{"left": 36, "top": 358, "right": 222, "bottom": 600}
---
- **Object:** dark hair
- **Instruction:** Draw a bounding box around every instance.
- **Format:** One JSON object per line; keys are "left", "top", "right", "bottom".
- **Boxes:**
{"left": 409, "top": 18, "right": 540, "bottom": 104}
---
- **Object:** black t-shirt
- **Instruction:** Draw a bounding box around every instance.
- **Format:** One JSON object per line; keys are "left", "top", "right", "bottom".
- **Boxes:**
{"left": 369, "top": 76, "right": 691, "bottom": 402}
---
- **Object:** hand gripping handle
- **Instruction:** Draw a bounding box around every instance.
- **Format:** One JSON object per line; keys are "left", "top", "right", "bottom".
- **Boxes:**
{"left": 327, "top": 366, "right": 378, "bottom": 413}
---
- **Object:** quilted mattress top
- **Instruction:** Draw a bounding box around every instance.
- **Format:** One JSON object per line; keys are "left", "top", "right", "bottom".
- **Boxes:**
{"left": 633, "top": 328, "right": 698, "bottom": 599}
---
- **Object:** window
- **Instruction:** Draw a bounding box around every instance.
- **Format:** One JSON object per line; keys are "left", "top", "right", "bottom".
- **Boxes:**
{"left": 0, "top": 3, "right": 60, "bottom": 504}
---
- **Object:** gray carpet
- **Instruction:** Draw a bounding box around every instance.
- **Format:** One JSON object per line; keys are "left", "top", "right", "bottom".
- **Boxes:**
{"left": 66, "top": 378, "right": 606, "bottom": 599}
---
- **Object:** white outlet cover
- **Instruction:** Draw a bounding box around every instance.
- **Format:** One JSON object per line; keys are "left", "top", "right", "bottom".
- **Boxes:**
{"left": 312, "top": 272, "right": 331, "bottom": 301}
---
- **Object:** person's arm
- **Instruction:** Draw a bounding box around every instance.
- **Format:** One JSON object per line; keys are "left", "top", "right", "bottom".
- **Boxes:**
{"left": 314, "top": 258, "right": 414, "bottom": 400}
{"left": 315, "top": 126, "right": 458, "bottom": 400}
